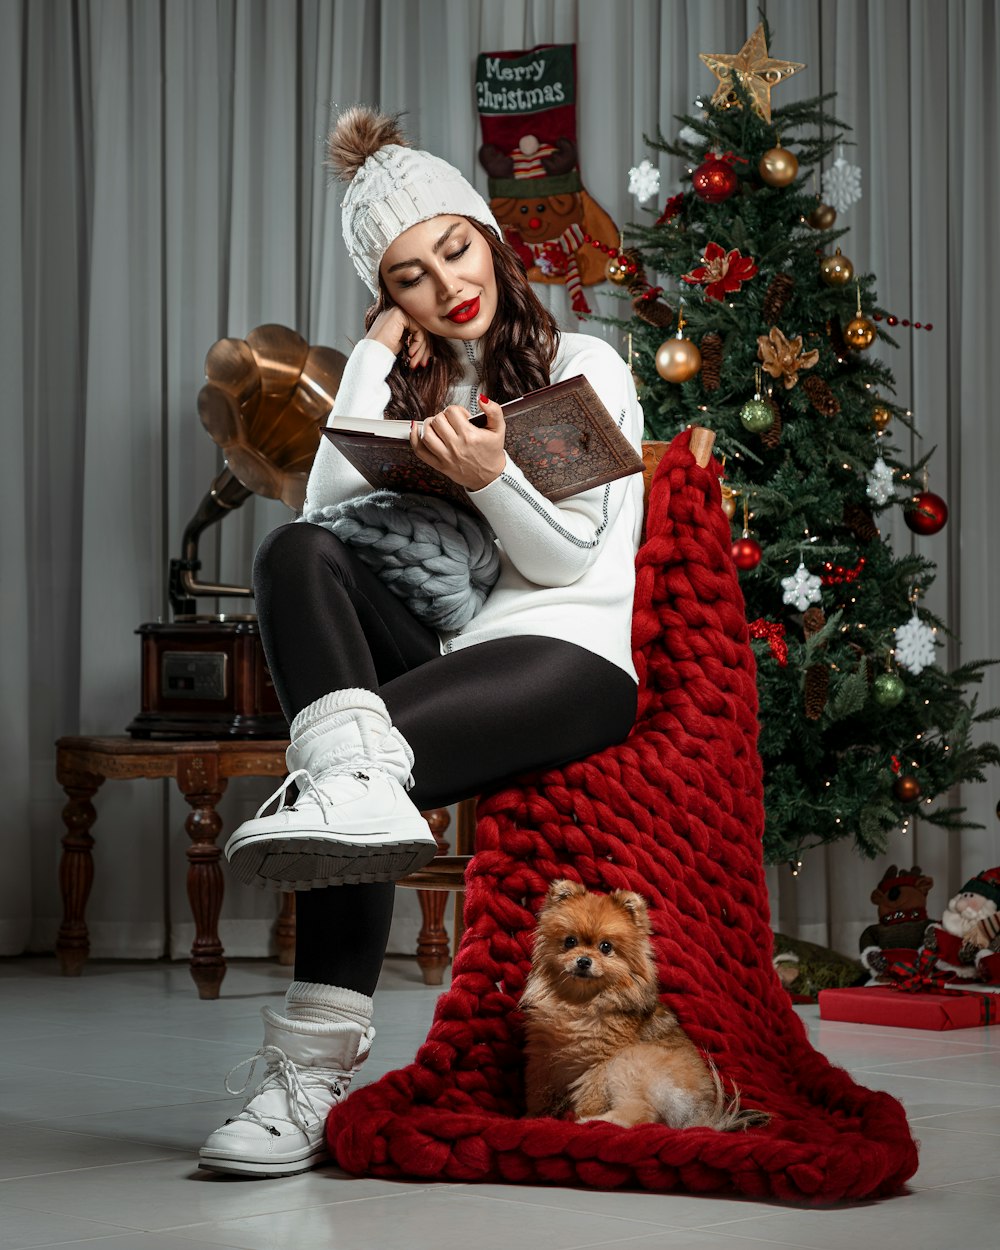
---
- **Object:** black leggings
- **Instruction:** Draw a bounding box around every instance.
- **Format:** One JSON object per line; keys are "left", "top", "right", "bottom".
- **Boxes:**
{"left": 254, "top": 522, "right": 637, "bottom": 995}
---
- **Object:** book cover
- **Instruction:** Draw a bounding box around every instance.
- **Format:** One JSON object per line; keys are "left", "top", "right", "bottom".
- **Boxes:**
{"left": 322, "top": 374, "right": 643, "bottom": 512}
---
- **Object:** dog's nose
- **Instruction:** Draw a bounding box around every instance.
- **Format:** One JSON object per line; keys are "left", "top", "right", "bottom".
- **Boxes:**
{"left": 575, "top": 956, "right": 592, "bottom": 972}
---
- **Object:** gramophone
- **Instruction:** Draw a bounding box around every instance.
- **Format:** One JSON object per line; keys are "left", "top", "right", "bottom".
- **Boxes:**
{"left": 128, "top": 325, "right": 346, "bottom": 738}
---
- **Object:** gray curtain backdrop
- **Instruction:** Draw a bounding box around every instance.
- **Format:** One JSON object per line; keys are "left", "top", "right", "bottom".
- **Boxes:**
{"left": 3, "top": 0, "right": 998, "bottom": 964}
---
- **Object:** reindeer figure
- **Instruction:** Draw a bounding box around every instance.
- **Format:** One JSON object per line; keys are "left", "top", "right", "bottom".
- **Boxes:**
{"left": 858, "top": 865, "right": 935, "bottom": 981}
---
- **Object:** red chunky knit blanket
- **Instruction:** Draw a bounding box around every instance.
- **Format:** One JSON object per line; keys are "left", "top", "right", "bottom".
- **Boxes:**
{"left": 327, "top": 429, "right": 918, "bottom": 1202}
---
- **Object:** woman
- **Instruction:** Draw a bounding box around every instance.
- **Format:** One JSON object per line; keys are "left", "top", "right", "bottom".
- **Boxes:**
{"left": 199, "top": 107, "right": 644, "bottom": 1177}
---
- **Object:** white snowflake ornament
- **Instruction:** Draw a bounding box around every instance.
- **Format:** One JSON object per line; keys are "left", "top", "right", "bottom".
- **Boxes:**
{"left": 628, "top": 159, "right": 660, "bottom": 204}
{"left": 781, "top": 562, "right": 823, "bottom": 612}
{"left": 866, "top": 457, "right": 895, "bottom": 506}
{"left": 894, "top": 613, "right": 938, "bottom": 675}
{"left": 822, "top": 154, "right": 863, "bottom": 213}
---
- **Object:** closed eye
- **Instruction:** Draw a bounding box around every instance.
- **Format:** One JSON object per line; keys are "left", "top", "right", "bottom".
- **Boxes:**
{"left": 396, "top": 243, "right": 472, "bottom": 289}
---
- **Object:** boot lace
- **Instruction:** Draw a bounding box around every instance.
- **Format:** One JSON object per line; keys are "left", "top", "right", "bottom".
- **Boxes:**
{"left": 223, "top": 1044, "right": 348, "bottom": 1136}
{"left": 253, "top": 762, "right": 397, "bottom": 822}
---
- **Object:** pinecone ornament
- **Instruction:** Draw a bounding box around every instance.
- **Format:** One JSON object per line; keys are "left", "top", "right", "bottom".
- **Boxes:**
{"left": 759, "top": 397, "right": 782, "bottom": 448}
{"left": 802, "top": 606, "right": 826, "bottom": 638}
{"left": 805, "top": 664, "right": 830, "bottom": 720}
{"left": 802, "top": 374, "right": 841, "bottom": 417}
{"left": 763, "top": 272, "right": 795, "bottom": 324}
{"left": 633, "top": 293, "right": 674, "bottom": 327}
{"left": 843, "top": 502, "right": 879, "bottom": 543}
{"left": 699, "top": 332, "right": 723, "bottom": 391}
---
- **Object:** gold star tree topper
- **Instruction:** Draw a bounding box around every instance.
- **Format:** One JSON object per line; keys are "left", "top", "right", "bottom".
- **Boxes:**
{"left": 699, "top": 24, "right": 805, "bottom": 124}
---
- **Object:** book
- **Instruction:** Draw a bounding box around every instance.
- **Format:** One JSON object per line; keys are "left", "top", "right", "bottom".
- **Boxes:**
{"left": 321, "top": 374, "right": 643, "bottom": 514}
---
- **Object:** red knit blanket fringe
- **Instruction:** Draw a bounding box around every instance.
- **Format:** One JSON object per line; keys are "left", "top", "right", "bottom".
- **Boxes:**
{"left": 327, "top": 428, "right": 918, "bottom": 1203}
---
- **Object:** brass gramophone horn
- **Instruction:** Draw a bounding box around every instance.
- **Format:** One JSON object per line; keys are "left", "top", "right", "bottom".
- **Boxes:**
{"left": 170, "top": 324, "right": 346, "bottom": 613}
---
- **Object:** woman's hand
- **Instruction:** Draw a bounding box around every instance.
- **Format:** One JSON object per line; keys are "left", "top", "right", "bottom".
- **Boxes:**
{"left": 410, "top": 396, "right": 506, "bottom": 491}
{"left": 365, "top": 306, "right": 432, "bottom": 370}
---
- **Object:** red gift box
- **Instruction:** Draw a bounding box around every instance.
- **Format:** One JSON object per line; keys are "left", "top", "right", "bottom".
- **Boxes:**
{"left": 818, "top": 984, "right": 999, "bottom": 1030}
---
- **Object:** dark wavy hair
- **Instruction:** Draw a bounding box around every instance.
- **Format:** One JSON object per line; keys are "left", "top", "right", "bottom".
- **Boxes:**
{"left": 362, "top": 218, "right": 560, "bottom": 421}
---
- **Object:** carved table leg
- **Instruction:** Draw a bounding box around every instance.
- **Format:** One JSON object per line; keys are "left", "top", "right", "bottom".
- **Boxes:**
{"left": 177, "top": 754, "right": 228, "bottom": 999}
{"left": 276, "top": 892, "right": 296, "bottom": 966}
{"left": 415, "top": 808, "right": 452, "bottom": 986}
{"left": 56, "top": 761, "right": 104, "bottom": 976}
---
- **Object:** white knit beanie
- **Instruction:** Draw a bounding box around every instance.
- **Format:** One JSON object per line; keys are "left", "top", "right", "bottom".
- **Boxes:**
{"left": 327, "top": 106, "right": 501, "bottom": 294}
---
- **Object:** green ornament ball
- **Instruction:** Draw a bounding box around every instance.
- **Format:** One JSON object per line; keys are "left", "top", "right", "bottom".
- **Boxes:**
{"left": 740, "top": 398, "right": 773, "bottom": 433}
{"left": 873, "top": 672, "right": 905, "bottom": 708}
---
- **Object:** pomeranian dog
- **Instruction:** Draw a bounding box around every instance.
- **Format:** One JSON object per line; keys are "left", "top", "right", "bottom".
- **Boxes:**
{"left": 520, "top": 880, "right": 769, "bottom": 1131}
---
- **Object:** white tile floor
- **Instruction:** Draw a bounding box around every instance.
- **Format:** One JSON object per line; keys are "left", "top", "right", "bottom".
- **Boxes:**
{"left": 3, "top": 956, "right": 1000, "bottom": 1250}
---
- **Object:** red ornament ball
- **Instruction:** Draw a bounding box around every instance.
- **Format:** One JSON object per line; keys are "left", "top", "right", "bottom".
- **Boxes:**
{"left": 731, "top": 536, "right": 763, "bottom": 570}
{"left": 692, "top": 157, "right": 738, "bottom": 203}
{"left": 904, "top": 490, "right": 949, "bottom": 536}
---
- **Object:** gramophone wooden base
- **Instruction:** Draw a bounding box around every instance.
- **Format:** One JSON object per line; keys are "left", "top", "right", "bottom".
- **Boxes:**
{"left": 128, "top": 619, "right": 287, "bottom": 739}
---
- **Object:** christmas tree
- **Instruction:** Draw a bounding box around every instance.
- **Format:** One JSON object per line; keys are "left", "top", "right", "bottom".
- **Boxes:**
{"left": 602, "top": 23, "right": 999, "bottom": 868}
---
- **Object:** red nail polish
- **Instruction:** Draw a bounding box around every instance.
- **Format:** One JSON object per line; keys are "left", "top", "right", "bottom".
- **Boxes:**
{"left": 479, "top": 393, "right": 490, "bottom": 405}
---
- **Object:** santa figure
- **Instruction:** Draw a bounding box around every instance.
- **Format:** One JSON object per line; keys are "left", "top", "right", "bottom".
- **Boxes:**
{"left": 922, "top": 867, "right": 1000, "bottom": 984}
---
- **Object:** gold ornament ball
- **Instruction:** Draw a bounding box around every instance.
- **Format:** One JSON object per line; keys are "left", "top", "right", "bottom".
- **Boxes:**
{"left": 807, "top": 200, "right": 837, "bottom": 230}
{"left": 721, "top": 486, "right": 737, "bottom": 520}
{"left": 759, "top": 146, "right": 799, "bottom": 187}
{"left": 871, "top": 403, "right": 892, "bottom": 430}
{"left": 606, "top": 256, "right": 629, "bottom": 285}
{"left": 655, "top": 336, "right": 702, "bottom": 383}
{"left": 844, "top": 315, "right": 877, "bottom": 350}
{"left": 819, "top": 247, "right": 854, "bottom": 287}
{"left": 893, "top": 774, "right": 922, "bottom": 803}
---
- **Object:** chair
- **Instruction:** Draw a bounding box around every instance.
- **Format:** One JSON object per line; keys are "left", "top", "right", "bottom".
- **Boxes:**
{"left": 395, "top": 432, "right": 714, "bottom": 972}
{"left": 325, "top": 424, "right": 919, "bottom": 1203}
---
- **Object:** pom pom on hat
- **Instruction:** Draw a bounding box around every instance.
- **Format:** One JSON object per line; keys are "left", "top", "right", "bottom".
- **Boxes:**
{"left": 326, "top": 106, "right": 409, "bottom": 182}
{"left": 327, "top": 104, "right": 500, "bottom": 294}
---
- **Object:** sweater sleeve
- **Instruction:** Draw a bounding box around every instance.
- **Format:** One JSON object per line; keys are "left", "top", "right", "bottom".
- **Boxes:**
{"left": 301, "top": 339, "right": 397, "bottom": 514}
{"left": 466, "top": 341, "right": 644, "bottom": 587}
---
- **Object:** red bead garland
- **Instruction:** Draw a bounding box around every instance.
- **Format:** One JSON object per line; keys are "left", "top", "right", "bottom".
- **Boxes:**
{"left": 581, "top": 234, "right": 640, "bottom": 278}
{"left": 872, "top": 314, "right": 933, "bottom": 332}
{"left": 820, "top": 556, "right": 866, "bottom": 585}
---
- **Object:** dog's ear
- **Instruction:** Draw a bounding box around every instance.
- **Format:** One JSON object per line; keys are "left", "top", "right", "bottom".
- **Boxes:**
{"left": 546, "top": 879, "right": 586, "bottom": 905}
{"left": 611, "top": 889, "right": 651, "bottom": 931}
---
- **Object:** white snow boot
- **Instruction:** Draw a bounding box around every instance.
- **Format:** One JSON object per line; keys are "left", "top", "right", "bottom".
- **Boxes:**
{"left": 198, "top": 1007, "right": 373, "bottom": 1177}
{"left": 224, "top": 688, "right": 437, "bottom": 891}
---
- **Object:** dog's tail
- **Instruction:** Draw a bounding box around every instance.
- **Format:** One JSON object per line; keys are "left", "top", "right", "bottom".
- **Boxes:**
{"left": 705, "top": 1059, "right": 771, "bottom": 1132}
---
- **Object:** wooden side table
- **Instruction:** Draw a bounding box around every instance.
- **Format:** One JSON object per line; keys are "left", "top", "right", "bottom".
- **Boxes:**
{"left": 56, "top": 736, "right": 289, "bottom": 999}
{"left": 55, "top": 735, "right": 465, "bottom": 997}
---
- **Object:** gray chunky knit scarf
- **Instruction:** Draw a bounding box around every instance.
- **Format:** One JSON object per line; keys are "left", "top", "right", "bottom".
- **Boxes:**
{"left": 302, "top": 491, "right": 500, "bottom": 630}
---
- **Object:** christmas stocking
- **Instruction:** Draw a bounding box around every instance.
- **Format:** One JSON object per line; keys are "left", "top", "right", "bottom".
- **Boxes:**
{"left": 476, "top": 44, "right": 619, "bottom": 316}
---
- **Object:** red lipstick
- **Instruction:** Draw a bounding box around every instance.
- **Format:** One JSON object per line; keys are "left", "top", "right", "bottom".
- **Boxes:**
{"left": 445, "top": 295, "right": 480, "bottom": 323}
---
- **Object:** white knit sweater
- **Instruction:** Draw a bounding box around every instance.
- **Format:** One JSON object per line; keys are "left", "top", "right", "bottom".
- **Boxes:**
{"left": 302, "top": 332, "right": 645, "bottom": 681}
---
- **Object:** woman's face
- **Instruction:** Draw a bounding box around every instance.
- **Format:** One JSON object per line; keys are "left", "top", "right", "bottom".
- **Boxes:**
{"left": 379, "top": 215, "right": 498, "bottom": 340}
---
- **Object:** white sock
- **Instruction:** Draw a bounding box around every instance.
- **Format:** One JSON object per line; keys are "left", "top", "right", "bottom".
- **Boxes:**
{"left": 284, "top": 980, "right": 373, "bottom": 1028}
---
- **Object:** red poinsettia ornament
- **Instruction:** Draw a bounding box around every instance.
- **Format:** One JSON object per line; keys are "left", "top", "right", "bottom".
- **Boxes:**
{"left": 682, "top": 242, "right": 758, "bottom": 301}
